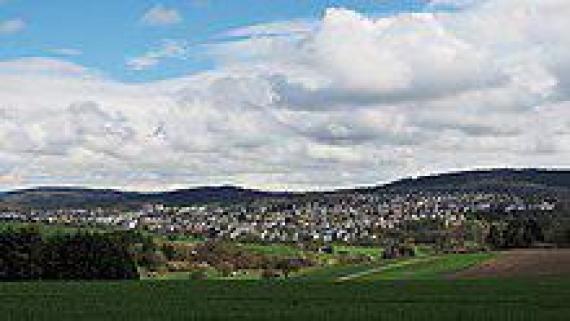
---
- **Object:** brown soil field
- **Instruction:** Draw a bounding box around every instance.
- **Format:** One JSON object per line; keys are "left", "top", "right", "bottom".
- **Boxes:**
{"left": 452, "top": 249, "right": 570, "bottom": 279}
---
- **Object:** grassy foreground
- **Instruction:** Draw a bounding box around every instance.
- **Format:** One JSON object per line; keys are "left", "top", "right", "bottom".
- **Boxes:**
{"left": 2, "top": 278, "right": 570, "bottom": 321}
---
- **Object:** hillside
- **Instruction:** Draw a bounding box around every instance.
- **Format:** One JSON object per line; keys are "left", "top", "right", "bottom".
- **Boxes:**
{"left": 0, "top": 186, "right": 290, "bottom": 209}
{"left": 380, "top": 169, "right": 570, "bottom": 193}
{"left": 1, "top": 168, "right": 569, "bottom": 209}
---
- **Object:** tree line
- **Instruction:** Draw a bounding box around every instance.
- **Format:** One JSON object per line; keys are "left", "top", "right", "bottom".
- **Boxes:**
{"left": 0, "top": 227, "right": 139, "bottom": 281}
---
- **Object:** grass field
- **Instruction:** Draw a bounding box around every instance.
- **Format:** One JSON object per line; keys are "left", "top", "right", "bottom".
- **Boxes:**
{"left": 356, "top": 253, "right": 495, "bottom": 281}
{"left": 2, "top": 236, "right": 568, "bottom": 321}
{"left": 240, "top": 243, "right": 382, "bottom": 259}
{"left": 296, "top": 262, "right": 379, "bottom": 281}
{"left": 334, "top": 245, "right": 382, "bottom": 258}
{"left": 241, "top": 243, "right": 302, "bottom": 256}
{"left": 2, "top": 278, "right": 569, "bottom": 321}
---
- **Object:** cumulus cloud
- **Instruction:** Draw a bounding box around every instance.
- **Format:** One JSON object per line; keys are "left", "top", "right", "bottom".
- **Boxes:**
{"left": 141, "top": 5, "right": 182, "bottom": 26}
{"left": 0, "top": 18, "right": 25, "bottom": 35}
{"left": 1, "top": 0, "right": 570, "bottom": 191}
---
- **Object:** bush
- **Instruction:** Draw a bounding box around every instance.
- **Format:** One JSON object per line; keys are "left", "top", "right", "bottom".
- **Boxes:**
{"left": 261, "top": 269, "right": 281, "bottom": 279}
{"left": 382, "top": 244, "right": 416, "bottom": 260}
{"left": 216, "top": 261, "right": 235, "bottom": 277}
{"left": 139, "top": 250, "right": 168, "bottom": 272}
{"left": 189, "top": 269, "right": 208, "bottom": 280}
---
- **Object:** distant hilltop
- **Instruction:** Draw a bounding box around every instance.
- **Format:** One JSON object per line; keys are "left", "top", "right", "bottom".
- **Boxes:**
{"left": 1, "top": 168, "right": 569, "bottom": 209}
{"left": 379, "top": 168, "right": 570, "bottom": 192}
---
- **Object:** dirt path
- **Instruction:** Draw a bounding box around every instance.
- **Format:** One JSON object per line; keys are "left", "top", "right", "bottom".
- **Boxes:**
{"left": 451, "top": 249, "right": 570, "bottom": 279}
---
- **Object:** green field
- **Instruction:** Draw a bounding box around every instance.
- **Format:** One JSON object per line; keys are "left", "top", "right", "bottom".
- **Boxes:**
{"left": 2, "top": 278, "right": 569, "bottom": 321}
{"left": 296, "top": 262, "right": 378, "bottom": 281}
{"left": 357, "top": 253, "right": 495, "bottom": 281}
{"left": 333, "top": 245, "right": 382, "bottom": 258}
{"left": 241, "top": 243, "right": 302, "bottom": 256}
{"left": 1, "top": 226, "right": 567, "bottom": 321}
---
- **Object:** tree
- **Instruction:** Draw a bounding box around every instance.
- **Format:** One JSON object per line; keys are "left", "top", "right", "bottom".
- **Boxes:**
{"left": 216, "top": 261, "right": 234, "bottom": 277}
{"left": 139, "top": 250, "right": 168, "bottom": 273}
{"left": 276, "top": 258, "right": 304, "bottom": 278}
{"left": 487, "top": 223, "right": 506, "bottom": 249}
{"left": 42, "top": 232, "right": 139, "bottom": 280}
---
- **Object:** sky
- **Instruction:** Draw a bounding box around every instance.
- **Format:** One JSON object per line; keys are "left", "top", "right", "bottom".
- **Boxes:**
{"left": 1, "top": 0, "right": 429, "bottom": 82}
{"left": 0, "top": 0, "right": 569, "bottom": 191}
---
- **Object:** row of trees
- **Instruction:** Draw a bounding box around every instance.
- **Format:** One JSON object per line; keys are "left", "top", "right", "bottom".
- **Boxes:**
{"left": 0, "top": 227, "right": 139, "bottom": 281}
{"left": 486, "top": 219, "right": 543, "bottom": 249}
{"left": 399, "top": 207, "right": 570, "bottom": 251}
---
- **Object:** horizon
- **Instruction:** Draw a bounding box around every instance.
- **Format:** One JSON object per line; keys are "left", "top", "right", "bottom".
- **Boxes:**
{"left": 1, "top": 166, "right": 568, "bottom": 194}
{"left": 2, "top": 0, "right": 570, "bottom": 191}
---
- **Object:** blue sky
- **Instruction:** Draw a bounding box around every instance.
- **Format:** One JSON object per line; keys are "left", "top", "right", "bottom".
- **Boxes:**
{"left": 1, "top": 0, "right": 430, "bottom": 82}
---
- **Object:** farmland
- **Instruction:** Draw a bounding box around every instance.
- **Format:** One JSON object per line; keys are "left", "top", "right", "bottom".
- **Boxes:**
{"left": 453, "top": 249, "right": 570, "bottom": 279}
{"left": 2, "top": 222, "right": 570, "bottom": 320}
{"left": 2, "top": 278, "right": 570, "bottom": 321}
{"left": 2, "top": 250, "right": 570, "bottom": 320}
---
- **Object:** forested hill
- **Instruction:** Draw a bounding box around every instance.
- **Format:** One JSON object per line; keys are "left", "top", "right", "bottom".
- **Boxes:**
{"left": 1, "top": 169, "right": 569, "bottom": 208}
{"left": 0, "top": 186, "right": 292, "bottom": 209}
{"left": 378, "top": 169, "right": 570, "bottom": 193}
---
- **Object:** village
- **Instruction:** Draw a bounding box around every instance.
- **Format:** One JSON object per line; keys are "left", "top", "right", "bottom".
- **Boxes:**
{"left": 0, "top": 191, "right": 557, "bottom": 244}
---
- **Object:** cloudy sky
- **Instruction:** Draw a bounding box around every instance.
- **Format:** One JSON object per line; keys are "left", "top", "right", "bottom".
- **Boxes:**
{"left": 0, "top": 0, "right": 569, "bottom": 191}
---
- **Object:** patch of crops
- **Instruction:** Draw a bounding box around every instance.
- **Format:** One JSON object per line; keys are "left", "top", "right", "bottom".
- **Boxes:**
{"left": 1, "top": 278, "right": 569, "bottom": 321}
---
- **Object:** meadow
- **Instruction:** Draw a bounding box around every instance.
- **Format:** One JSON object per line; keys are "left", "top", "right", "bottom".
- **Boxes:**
{"left": 2, "top": 278, "right": 569, "bottom": 321}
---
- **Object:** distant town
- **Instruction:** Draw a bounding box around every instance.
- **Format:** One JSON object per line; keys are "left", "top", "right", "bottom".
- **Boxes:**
{"left": 0, "top": 188, "right": 559, "bottom": 244}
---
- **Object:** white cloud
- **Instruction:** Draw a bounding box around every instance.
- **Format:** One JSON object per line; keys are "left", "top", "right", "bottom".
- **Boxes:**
{"left": 222, "top": 20, "right": 316, "bottom": 39}
{"left": 1, "top": 0, "right": 570, "bottom": 191}
{"left": 141, "top": 5, "right": 182, "bottom": 26}
{"left": 0, "top": 18, "right": 25, "bottom": 35}
{"left": 50, "top": 48, "right": 83, "bottom": 56}
{"left": 0, "top": 57, "right": 90, "bottom": 76}
{"left": 428, "top": 0, "right": 479, "bottom": 7}
{"left": 126, "top": 39, "right": 188, "bottom": 70}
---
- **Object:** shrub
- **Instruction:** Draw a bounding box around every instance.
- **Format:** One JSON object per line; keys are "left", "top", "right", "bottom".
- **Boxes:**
{"left": 261, "top": 269, "right": 281, "bottom": 279}
{"left": 189, "top": 269, "right": 208, "bottom": 280}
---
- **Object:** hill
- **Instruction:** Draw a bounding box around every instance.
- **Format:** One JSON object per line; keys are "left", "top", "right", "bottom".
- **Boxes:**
{"left": 1, "top": 168, "right": 569, "bottom": 208}
{"left": 0, "top": 186, "right": 290, "bottom": 209}
{"left": 379, "top": 168, "right": 570, "bottom": 194}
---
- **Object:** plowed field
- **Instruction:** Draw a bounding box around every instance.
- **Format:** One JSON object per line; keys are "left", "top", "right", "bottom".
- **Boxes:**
{"left": 452, "top": 249, "right": 570, "bottom": 279}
